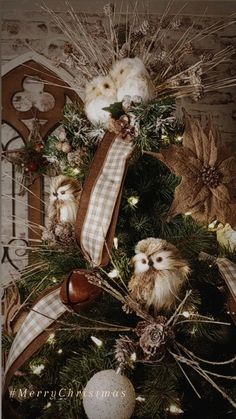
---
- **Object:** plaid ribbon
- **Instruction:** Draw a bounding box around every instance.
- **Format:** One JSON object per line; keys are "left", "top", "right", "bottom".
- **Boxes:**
{"left": 199, "top": 252, "right": 236, "bottom": 302}
{"left": 5, "top": 288, "right": 66, "bottom": 376}
{"left": 80, "top": 136, "right": 134, "bottom": 265}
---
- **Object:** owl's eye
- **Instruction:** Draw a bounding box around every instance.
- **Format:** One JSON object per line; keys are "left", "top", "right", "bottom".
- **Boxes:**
{"left": 104, "top": 83, "right": 110, "bottom": 89}
{"left": 120, "top": 69, "right": 124, "bottom": 74}
{"left": 53, "top": 192, "right": 57, "bottom": 196}
{"left": 141, "top": 258, "right": 147, "bottom": 264}
{"left": 92, "top": 87, "right": 96, "bottom": 90}
{"left": 60, "top": 190, "right": 66, "bottom": 195}
{"left": 156, "top": 257, "right": 163, "bottom": 262}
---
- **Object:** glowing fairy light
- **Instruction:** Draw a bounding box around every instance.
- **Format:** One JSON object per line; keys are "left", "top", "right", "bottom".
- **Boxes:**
{"left": 182, "top": 311, "right": 190, "bottom": 318}
{"left": 72, "top": 168, "right": 80, "bottom": 175}
{"left": 91, "top": 336, "right": 103, "bottom": 347}
{"left": 168, "top": 404, "right": 184, "bottom": 414}
{"left": 113, "top": 237, "right": 118, "bottom": 249}
{"left": 31, "top": 364, "right": 45, "bottom": 375}
{"left": 128, "top": 196, "right": 139, "bottom": 207}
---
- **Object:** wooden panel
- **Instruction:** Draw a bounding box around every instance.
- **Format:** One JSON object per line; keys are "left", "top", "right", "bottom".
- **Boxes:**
{"left": 2, "top": 59, "right": 81, "bottom": 242}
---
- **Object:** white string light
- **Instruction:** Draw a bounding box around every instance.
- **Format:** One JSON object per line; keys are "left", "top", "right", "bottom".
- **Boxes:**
{"left": 90, "top": 336, "right": 103, "bottom": 347}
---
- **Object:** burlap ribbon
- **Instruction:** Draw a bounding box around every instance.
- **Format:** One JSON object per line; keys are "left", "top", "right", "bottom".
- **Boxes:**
{"left": 199, "top": 252, "right": 236, "bottom": 324}
{"left": 75, "top": 131, "right": 134, "bottom": 266}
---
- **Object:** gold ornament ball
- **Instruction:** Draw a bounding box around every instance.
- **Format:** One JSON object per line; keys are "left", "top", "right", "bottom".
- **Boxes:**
{"left": 83, "top": 369, "right": 136, "bottom": 419}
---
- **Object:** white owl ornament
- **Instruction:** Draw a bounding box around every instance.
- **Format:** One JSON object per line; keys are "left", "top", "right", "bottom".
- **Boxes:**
{"left": 128, "top": 238, "right": 190, "bottom": 312}
{"left": 111, "top": 57, "right": 153, "bottom": 103}
{"left": 84, "top": 75, "right": 117, "bottom": 128}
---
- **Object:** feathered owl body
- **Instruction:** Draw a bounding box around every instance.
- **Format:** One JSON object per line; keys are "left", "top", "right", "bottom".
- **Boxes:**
{"left": 111, "top": 57, "right": 153, "bottom": 102}
{"left": 129, "top": 238, "right": 190, "bottom": 312}
{"left": 48, "top": 175, "right": 81, "bottom": 225}
{"left": 84, "top": 75, "right": 117, "bottom": 127}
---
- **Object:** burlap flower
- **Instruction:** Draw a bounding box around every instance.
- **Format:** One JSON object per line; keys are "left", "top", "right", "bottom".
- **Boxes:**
{"left": 146, "top": 112, "right": 236, "bottom": 225}
{"left": 136, "top": 317, "right": 174, "bottom": 360}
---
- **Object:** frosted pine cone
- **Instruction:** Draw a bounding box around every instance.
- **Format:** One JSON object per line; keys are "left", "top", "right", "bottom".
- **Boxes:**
{"left": 136, "top": 317, "right": 175, "bottom": 360}
{"left": 108, "top": 115, "right": 136, "bottom": 140}
{"left": 67, "top": 150, "right": 83, "bottom": 167}
{"left": 118, "top": 43, "right": 129, "bottom": 59}
{"left": 115, "top": 335, "right": 138, "bottom": 368}
{"left": 41, "top": 227, "right": 57, "bottom": 245}
{"left": 42, "top": 222, "right": 75, "bottom": 247}
{"left": 54, "top": 222, "right": 75, "bottom": 245}
{"left": 131, "top": 30, "right": 143, "bottom": 42}
{"left": 139, "top": 20, "right": 150, "bottom": 35}
{"left": 132, "top": 20, "right": 150, "bottom": 41}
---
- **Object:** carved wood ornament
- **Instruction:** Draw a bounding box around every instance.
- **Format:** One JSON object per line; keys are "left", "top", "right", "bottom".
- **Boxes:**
{"left": 2, "top": 59, "right": 81, "bottom": 240}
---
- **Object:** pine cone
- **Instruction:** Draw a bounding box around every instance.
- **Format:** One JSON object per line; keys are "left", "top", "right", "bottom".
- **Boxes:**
{"left": 41, "top": 227, "right": 57, "bottom": 246}
{"left": 118, "top": 43, "right": 129, "bottom": 59}
{"left": 139, "top": 20, "right": 150, "bottom": 35}
{"left": 132, "top": 20, "right": 150, "bottom": 41}
{"left": 54, "top": 222, "right": 76, "bottom": 246}
{"left": 115, "top": 335, "right": 138, "bottom": 367}
{"left": 136, "top": 317, "right": 175, "bottom": 360}
{"left": 67, "top": 150, "right": 83, "bottom": 167}
{"left": 131, "top": 30, "right": 143, "bottom": 42}
{"left": 108, "top": 115, "right": 137, "bottom": 140}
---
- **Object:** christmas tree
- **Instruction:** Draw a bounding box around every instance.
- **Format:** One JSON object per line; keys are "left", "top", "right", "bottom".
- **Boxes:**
{"left": 2, "top": 3, "right": 236, "bottom": 419}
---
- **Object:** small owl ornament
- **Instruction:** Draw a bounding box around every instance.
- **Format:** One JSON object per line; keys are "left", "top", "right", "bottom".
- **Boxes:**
{"left": 111, "top": 57, "right": 154, "bottom": 103}
{"left": 48, "top": 175, "right": 81, "bottom": 225}
{"left": 84, "top": 75, "right": 117, "bottom": 127}
{"left": 128, "top": 238, "right": 190, "bottom": 312}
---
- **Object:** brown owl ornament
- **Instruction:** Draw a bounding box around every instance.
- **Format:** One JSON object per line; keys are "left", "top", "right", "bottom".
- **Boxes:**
{"left": 42, "top": 175, "right": 81, "bottom": 246}
{"left": 128, "top": 238, "right": 190, "bottom": 312}
{"left": 48, "top": 175, "right": 81, "bottom": 225}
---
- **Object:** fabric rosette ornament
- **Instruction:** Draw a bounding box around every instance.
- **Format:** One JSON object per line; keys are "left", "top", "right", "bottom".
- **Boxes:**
{"left": 146, "top": 112, "right": 236, "bottom": 225}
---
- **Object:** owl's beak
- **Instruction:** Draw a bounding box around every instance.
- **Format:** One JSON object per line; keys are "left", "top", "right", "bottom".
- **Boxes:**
{"left": 148, "top": 258, "right": 154, "bottom": 267}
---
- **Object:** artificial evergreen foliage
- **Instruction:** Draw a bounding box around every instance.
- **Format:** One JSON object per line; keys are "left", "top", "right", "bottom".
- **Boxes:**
{"left": 5, "top": 101, "right": 236, "bottom": 419}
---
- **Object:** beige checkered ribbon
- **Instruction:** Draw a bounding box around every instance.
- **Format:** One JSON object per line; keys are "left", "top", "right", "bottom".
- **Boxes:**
{"left": 199, "top": 252, "right": 236, "bottom": 302}
{"left": 5, "top": 288, "right": 66, "bottom": 376}
{"left": 80, "top": 136, "right": 134, "bottom": 265}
